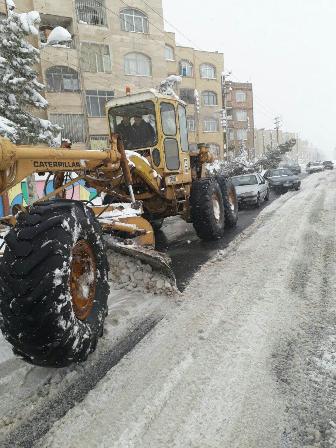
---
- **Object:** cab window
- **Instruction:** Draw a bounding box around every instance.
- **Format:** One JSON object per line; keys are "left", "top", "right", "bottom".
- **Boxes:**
{"left": 161, "top": 102, "right": 176, "bottom": 136}
{"left": 178, "top": 105, "right": 189, "bottom": 152}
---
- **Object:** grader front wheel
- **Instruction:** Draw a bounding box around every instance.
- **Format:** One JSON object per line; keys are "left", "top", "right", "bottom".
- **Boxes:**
{"left": 0, "top": 200, "right": 109, "bottom": 367}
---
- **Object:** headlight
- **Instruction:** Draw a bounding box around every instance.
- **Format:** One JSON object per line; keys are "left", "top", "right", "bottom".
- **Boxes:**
{"left": 240, "top": 191, "right": 256, "bottom": 197}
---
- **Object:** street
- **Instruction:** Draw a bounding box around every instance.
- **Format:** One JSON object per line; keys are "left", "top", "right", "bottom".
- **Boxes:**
{"left": 1, "top": 170, "right": 334, "bottom": 447}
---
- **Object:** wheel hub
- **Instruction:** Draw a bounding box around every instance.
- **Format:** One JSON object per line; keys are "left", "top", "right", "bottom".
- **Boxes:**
{"left": 70, "top": 240, "right": 96, "bottom": 321}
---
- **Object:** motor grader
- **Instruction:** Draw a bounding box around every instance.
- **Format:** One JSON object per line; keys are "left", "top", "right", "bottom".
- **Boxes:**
{"left": 0, "top": 90, "right": 238, "bottom": 367}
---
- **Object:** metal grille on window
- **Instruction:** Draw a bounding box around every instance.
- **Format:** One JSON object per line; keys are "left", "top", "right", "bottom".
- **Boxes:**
{"left": 81, "top": 43, "right": 112, "bottom": 73}
{"left": 75, "top": 0, "right": 107, "bottom": 26}
{"left": 120, "top": 8, "right": 149, "bottom": 33}
{"left": 90, "top": 135, "right": 109, "bottom": 150}
{"left": 86, "top": 90, "right": 114, "bottom": 117}
{"left": 124, "top": 53, "right": 151, "bottom": 76}
{"left": 202, "top": 91, "right": 217, "bottom": 106}
{"left": 236, "top": 110, "right": 248, "bottom": 121}
{"left": 46, "top": 66, "right": 80, "bottom": 92}
{"left": 50, "top": 114, "right": 86, "bottom": 143}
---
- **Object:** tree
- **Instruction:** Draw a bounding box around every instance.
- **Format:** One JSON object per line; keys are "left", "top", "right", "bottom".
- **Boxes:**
{"left": 0, "top": 10, "right": 60, "bottom": 145}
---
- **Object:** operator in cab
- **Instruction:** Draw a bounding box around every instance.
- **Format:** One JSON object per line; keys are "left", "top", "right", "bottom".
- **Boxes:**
{"left": 116, "top": 116, "right": 134, "bottom": 149}
{"left": 132, "top": 115, "right": 156, "bottom": 148}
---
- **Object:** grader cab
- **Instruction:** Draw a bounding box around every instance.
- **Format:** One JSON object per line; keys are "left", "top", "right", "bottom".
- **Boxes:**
{"left": 0, "top": 90, "right": 238, "bottom": 367}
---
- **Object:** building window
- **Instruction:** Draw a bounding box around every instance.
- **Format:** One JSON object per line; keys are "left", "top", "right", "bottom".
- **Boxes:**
{"left": 46, "top": 66, "right": 80, "bottom": 92}
{"left": 204, "top": 118, "right": 218, "bottom": 132}
{"left": 81, "top": 43, "right": 112, "bottom": 73}
{"left": 90, "top": 135, "right": 109, "bottom": 150}
{"left": 236, "top": 110, "right": 248, "bottom": 121}
{"left": 200, "top": 63, "right": 216, "bottom": 79}
{"left": 208, "top": 143, "right": 220, "bottom": 158}
{"left": 202, "top": 91, "right": 217, "bottom": 106}
{"left": 236, "top": 91, "right": 246, "bottom": 102}
{"left": 50, "top": 114, "right": 85, "bottom": 143}
{"left": 120, "top": 8, "right": 149, "bottom": 33}
{"left": 237, "top": 129, "right": 248, "bottom": 141}
{"left": 187, "top": 116, "right": 195, "bottom": 131}
{"left": 75, "top": 0, "right": 107, "bottom": 26}
{"left": 229, "top": 129, "right": 235, "bottom": 141}
{"left": 86, "top": 90, "right": 114, "bottom": 117}
{"left": 165, "top": 45, "right": 174, "bottom": 61}
{"left": 179, "top": 60, "right": 193, "bottom": 77}
{"left": 179, "top": 88, "right": 195, "bottom": 104}
{"left": 124, "top": 52, "right": 151, "bottom": 76}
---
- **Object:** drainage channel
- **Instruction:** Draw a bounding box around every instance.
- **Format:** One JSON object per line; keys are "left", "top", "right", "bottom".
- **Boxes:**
{"left": 0, "top": 316, "right": 162, "bottom": 448}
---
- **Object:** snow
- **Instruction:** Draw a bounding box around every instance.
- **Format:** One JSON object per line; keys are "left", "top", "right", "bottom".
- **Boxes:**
{"left": 18, "top": 11, "right": 40, "bottom": 36}
{"left": 34, "top": 171, "right": 336, "bottom": 447}
{"left": 46, "top": 26, "right": 71, "bottom": 45}
{"left": 126, "top": 150, "right": 151, "bottom": 167}
{"left": 6, "top": 0, "right": 15, "bottom": 11}
{"left": 97, "top": 203, "right": 142, "bottom": 219}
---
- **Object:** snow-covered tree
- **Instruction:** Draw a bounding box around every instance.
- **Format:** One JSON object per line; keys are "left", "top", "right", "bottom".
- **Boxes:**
{"left": 0, "top": 10, "right": 60, "bottom": 145}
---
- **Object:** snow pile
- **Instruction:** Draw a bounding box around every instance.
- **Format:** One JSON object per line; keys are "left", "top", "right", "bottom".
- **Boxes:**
{"left": 0, "top": 10, "right": 60, "bottom": 145}
{"left": 107, "top": 251, "right": 176, "bottom": 296}
{"left": 158, "top": 75, "right": 182, "bottom": 100}
{"left": 46, "top": 26, "right": 71, "bottom": 45}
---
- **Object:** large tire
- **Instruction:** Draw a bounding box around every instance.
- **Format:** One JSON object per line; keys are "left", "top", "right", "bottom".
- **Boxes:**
{"left": 216, "top": 176, "right": 239, "bottom": 228}
{"left": 0, "top": 200, "right": 109, "bottom": 368}
{"left": 190, "top": 179, "right": 225, "bottom": 241}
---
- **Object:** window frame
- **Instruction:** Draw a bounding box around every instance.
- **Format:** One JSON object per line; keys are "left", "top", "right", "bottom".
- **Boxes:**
{"left": 50, "top": 113, "right": 86, "bottom": 143}
{"left": 124, "top": 52, "right": 152, "bottom": 77}
{"left": 81, "top": 42, "right": 112, "bottom": 73}
{"left": 120, "top": 8, "right": 149, "bottom": 33}
{"left": 179, "top": 88, "right": 195, "bottom": 105}
{"left": 203, "top": 117, "right": 219, "bottom": 133}
{"left": 186, "top": 116, "right": 196, "bottom": 132}
{"left": 236, "top": 91, "right": 247, "bottom": 102}
{"left": 46, "top": 66, "right": 80, "bottom": 93}
{"left": 236, "top": 109, "right": 248, "bottom": 122}
{"left": 86, "top": 90, "right": 114, "bottom": 117}
{"left": 200, "top": 63, "right": 216, "bottom": 79}
{"left": 179, "top": 60, "right": 193, "bottom": 77}
{"left": 202, "top": 90, "right": 218, "bottom": 106}
{"left": 237, "top": 128, "right": 248, "bottom": 141}
{"left": 160, "top": 102, "right": 177, "bottom": 136}
{"left": 164, "top": 44, "right": 175, "bottom": 61}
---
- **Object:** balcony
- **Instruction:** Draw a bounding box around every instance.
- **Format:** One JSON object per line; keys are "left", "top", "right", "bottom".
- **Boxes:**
{"left": 39, "top": 15, "right": 76, "bottom": 49}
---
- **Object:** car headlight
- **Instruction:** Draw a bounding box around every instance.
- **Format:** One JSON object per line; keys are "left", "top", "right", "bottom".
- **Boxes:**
{"left": 240, "top": 191, "right": 256, "bottom": 197}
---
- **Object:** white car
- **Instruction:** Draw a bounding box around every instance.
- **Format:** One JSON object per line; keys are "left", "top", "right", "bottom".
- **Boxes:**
{"left": 232, "top": 173, "right": 270, "bottom": 208}
{"left": 306, "top": 162, "right": 324, "bottom": 174}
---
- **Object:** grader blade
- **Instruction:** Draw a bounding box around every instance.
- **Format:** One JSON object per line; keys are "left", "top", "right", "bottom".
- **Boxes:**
{"left": 104, "top": 237, "right": 176, "bottom": 284}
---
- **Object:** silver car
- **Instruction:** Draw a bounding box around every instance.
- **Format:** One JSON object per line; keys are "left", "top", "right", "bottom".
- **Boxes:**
{"left": 306, "top": 162, "right": 324, "bottom": 174}
{"left": 232, "top": 173, "right": 270, "bottom": 208}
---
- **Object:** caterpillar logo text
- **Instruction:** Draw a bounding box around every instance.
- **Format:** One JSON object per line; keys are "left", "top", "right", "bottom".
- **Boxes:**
{"left": 33, "top": 161, "right": 81, "bottom": 169}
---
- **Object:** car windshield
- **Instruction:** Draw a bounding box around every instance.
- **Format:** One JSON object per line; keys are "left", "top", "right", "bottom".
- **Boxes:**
{"left": 232, "top": 175, "right": 258, "bottom": 186}
{"left": 108, "top": 100, "right": 157, "bottom": 150}
{"left": 311, "top": 162, "right": 321, "bottom": 166}
{"left": 269, "top": 169, "right": 292, "bottom": 177}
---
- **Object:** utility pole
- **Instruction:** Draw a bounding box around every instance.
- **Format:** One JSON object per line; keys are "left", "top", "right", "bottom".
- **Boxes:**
{"left": 274, "top": 116, "right": 281, "bottom": 145}
{"left": 221, "top": 71, "right": 231, "bottom": 161}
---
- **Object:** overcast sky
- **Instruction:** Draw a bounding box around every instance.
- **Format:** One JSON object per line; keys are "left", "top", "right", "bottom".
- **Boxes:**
{"left": 162, "top": 0, "right": 336, "bottom": 157}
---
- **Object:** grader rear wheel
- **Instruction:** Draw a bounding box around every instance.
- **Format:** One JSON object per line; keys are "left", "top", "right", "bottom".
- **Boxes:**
{"left": 190, "top": 179, "right": 225, "bottom": 241}
{"left": 216, "top": 176, "right": 239, "bottom": 228}
{"left": 0, "top": 200, "right": 109, "bottom": 368}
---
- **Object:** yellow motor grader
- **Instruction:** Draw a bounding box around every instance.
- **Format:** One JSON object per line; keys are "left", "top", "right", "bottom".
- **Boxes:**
{"left": 0, "top": 90, "right": 238, "bottom": 367}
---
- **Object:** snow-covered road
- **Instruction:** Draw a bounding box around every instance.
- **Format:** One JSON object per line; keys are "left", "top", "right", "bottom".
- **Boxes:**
{"left": 36, "top": 170, "right": 336, "bottom": 448}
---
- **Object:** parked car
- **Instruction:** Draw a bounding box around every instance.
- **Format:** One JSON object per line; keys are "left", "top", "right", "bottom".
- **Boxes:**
{"left": 306, "top": 162, "right": 324, "bottom": 174}
{"left": 280, "top": 163, "right": 301, "bottom": 174}
{"left": 231, "top": 173, "right": 269, "bottom": 208}
{"left": 263, "top": 168, "right": 301, "bottom": 193}
{"left": 323, "top": 160, "right": 334, "bottom": 170}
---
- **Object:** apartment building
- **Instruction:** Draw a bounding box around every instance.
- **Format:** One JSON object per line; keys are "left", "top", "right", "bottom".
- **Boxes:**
{"left": 224, "top": 81, "right": 254, "bottom": 159}
{"left": 1, "top": 0, "right": 225, "bottom": 158}
{"left": 165, "top": 32, "right": 224, "bottom": 159}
